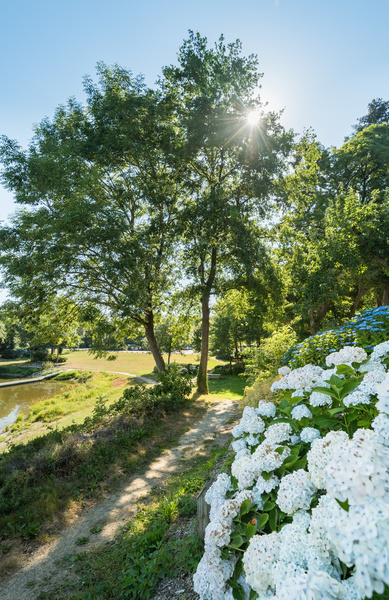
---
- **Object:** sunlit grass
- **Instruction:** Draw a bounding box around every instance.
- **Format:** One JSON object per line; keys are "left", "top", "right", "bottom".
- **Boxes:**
{"left": 63, "top": 350, "right": 220, "bottom": 378}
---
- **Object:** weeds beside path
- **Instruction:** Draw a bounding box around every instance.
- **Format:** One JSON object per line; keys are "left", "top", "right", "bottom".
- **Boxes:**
{"left": 0, "top": 397, "right": 239, "bottom": 600}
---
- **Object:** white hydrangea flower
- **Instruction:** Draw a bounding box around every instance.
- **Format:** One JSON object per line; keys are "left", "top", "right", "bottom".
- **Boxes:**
{"left": 309, "top": 494, "right": 343, "bottom": 561}
{"left": 276, "top": 470, "right": 316, "bottom": 514}
{"left": 264, "top": 422, "right": 292, "bottom": 445}
{"left": 359, "top": 359, "right": 386, "bottom": 374}
{"left": 300, "top": 427, "right": 321, "bottom": 443}
{"left": 243, "top": 532, "right": 281, "bottom": 594}
{"left": 231, "top": 437, "right": 247, "bottom": 453}
{"left": 324, "top": 430, "right": 389, "bottom": 505}
{"left": 291, "top": 404, "right": 313, "bottom": 421}
{"left": 359, "top": 369, "right": 386, "bottom": 395}
{"left": 290, "top": 434, "right": 301, "bottom": 445}
{"left": 255, "top": 474, "right": 280, "bottom": 495}
{"left": 309, "top": 390, "right": 332, "bottom": 407}
{"left": 257, "top": 400, "right": 277, "bottom": 418}
{"left": 232, "top": 406, "right": 266, "bottom": 437}
{"left": 205, "top": 473, "right": 233, "bottom": 520}
{"left": 292, "top": 389, "right": 305, "bottom": 398}
{"left": 341, "top": 574, "right": 365, "bottom": 600}
{"left": 271, "top": 365, "right": 324, "bottom": 393}
{"left": 246, "top": 434, "right": 260, "bottom": 447}
{"left": 204, "top": 521, "right": 232, "bottom": 549}
{"left": 307, "top": 430, "right": 349, "bottom": 489}
{"left": 372, "top": 413, "right": 389, "bottom": 446}
{"left": 213, "top": 498, "right": 241, "bottom": 526}
{"left": 326, "top": 499, "right": 389, "bottom": 598}
{"left": 231, "top": 455, "right": 256, "bottom": 489}
{"left": 325, "top": 346, "right": 367, "bottom": 367}
{"left": 370, "top": 340, "right": 389, "bottom": 362}
{"left": 251, "top": 441, "right": 291, "bottom": 473}
{"left": 276, "top": 570, "right": 345, "bottom": 600}
{"left": 235, "top": 448, "right": 251, "bottom": 460}
{"left": 193, "top": 548, "right": 236, "bottom": 600}
{"left": 376, "top": 373, "right": 389, "bottom": 414}
{"left": 343, "top": 389, "right": 371, "bottom": 407}
{"left": 278, "top": 366, "right": 292, "bottom": 376}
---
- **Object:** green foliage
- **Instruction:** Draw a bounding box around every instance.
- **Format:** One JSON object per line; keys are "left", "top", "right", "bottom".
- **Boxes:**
{"left": 212, "top": 362, "right": 246, "bottom": 376}
{"left": 246, "top": 326, "right": 297, "bottom": 376}
{"left": 109, "top": 364, "right": 192, "bottom": 420}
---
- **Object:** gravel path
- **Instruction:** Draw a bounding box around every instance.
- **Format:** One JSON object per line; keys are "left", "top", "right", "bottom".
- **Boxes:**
{"left": 1, "top": 398, "right": 239, "bottom": 600}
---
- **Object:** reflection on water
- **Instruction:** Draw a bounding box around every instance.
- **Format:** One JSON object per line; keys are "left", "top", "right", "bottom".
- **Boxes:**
{"left": 0, "top": 379, "right": 69, "bottom": 430}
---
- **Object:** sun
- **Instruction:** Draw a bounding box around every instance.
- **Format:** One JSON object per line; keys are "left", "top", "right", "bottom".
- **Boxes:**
{"left": 246, "top": 110, "right": 260, "bottom": 126}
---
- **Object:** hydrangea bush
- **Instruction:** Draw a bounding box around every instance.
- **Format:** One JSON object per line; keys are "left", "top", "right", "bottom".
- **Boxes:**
{"left": 193, "top": 342, "right": 389, "bottom": 600}
{"left": 284, "top": 306, "right": 389, "bottom": 368}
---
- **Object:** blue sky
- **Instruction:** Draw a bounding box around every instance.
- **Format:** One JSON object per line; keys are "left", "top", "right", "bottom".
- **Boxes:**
{"left": 1, "top": 0, "right": 388, "bottom": 228}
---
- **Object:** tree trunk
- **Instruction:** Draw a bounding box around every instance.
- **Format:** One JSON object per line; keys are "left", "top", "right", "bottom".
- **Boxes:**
{"left": 350, "top": 283, "right": 366, "bottom": 317}
{"left": 197, "top": 292, "right": 211, "bottom": 394}
{"left": 308, "top": 301, "right": 329, "bottom": 335}
{"left": 197, "top": 247, "right": 217, "bottom": 394}
{"left": 382, "top": 285, "right": 389, "bottom": 306}
{"left": 144, "top": 312, "right": 165, "bottom": 372}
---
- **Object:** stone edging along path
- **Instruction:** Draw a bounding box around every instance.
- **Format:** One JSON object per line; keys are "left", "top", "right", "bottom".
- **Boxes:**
{"left": 0, "top": 397, "right": 240, "bottom": 600}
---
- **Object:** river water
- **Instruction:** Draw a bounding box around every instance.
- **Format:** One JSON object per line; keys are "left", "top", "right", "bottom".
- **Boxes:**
{"left": 0, "top": 379, "right": 70, "bottom": 430}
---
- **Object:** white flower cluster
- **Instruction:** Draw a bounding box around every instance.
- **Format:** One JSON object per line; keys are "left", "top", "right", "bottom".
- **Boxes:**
{"left": 325, "top": 346, "right": 367, "bottom": 367}
{"left": 271, "top": 364, "right": 324, "bottom": 393}
{"left": 276, "top": 470, "right": 316, "bottom": 514}
{"left": 231, "top": 406, "right": 265, "bottom": 438}
{"left": 376, "top": 372, "right": 389, "bottom": 413}
{"left": 291, "top": 404, "right": 312, "bottom": 420}
{"left": 194, "top": 341, "right": 389, "bottom": 600}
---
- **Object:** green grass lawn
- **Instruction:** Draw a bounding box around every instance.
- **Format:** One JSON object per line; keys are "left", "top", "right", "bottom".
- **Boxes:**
{"left": 62, "top": 350, "right": 220, "bottom": 379}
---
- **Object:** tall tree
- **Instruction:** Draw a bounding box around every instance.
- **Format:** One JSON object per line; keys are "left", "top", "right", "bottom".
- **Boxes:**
{"left": 162, "top": 32, "right": 292, "bottom": 393}
{"left": 354, "top": 98, "right": 389, "bottom": 132}
{"left": 0, "top": 64, "right": 183, "bottom": 371}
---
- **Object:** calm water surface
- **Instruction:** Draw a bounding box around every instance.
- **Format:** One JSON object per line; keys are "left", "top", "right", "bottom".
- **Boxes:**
{"left": 0, "top": 379, "right": 70, "bottom": 429}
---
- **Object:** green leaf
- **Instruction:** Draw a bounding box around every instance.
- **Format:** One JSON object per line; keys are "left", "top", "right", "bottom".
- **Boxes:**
{"left": 258, "top": 513, "right": 269, "bottom": 529}
{"left": 268, "top": 507, "right": 277, "bottom": 531}
{"left": 261, "top": 471, "right": 274, "bottom": 481}
{"left": 246, "top": 521, "right": 257, "bottom": 540}
{"left": 250, "top": 590, "right": 259, "bottom": 600}
{"left": 357, "top": 420, "right": 372, "bottom": 427}
{"left": 328, "top": 407, "right": 344, "bottom": 416}
{"left": 229, "top": 534, "right": 244, "bottom": 548}
{"left": 263, "top": 501, "right": 275, "bottom": 511}
{"left": 312, "top": 415, "right": 340, "bottom": 428}
{"left": 235, "top": 522, "right": 247, "bottom": 536}
{"left": 232, "top": 584, "right": 246, "bottom": 600}
{"left": 340, "top": 380, "right": 363, "bottom": 399}
{"left": 312, "top": 386, "right": 338, "bottom": 399}
{"left": 329, "top": 374, "right": 343, "bottom": 386}
{"left": 239, "top": 498, "right": 252, "bottom": 517}
{"left": 283, "top": 455, "right": 300, "bottom": 468}
{"left": 233, "top": 557, "right": 244, "bottom": 579}
{"left": 335, "top": 498, "right": 350, "bottom": 512}
{"left": 336, "top": 364, "right": 355, "bottom": 376}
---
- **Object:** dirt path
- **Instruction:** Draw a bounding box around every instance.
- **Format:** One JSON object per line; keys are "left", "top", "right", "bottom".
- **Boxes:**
{"left": 1, "top": 398, "right": 239, "bottom": 600}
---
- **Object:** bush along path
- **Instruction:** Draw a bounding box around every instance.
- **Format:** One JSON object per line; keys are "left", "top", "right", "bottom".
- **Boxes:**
{"left": 193, "top": 342, "right": 389, "bottom": 600}
{"left": 0, "top": 386, "right": 240, "bottom": 600}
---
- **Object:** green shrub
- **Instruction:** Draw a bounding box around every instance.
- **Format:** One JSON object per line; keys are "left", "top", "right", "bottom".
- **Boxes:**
{"left": 54, "top": 370, "right": 80, "bottom": 381}
{"left": 284, "top": 306, "right": 389, "bottom": 368}
{"left": 212, "top": 361, "right": 245, "bottom": 376}
{"left": 245, "top": 325, "right": 297, "bottom": 377}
